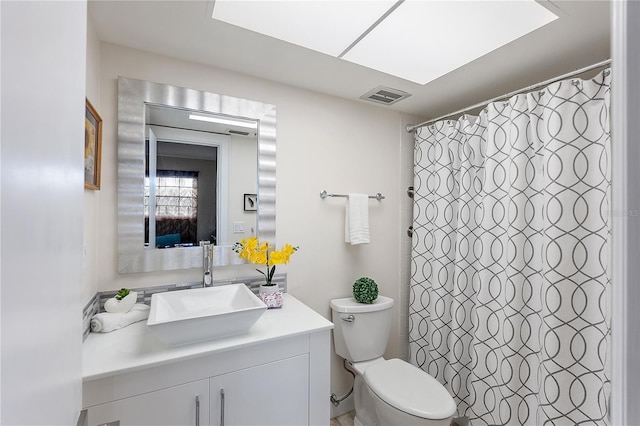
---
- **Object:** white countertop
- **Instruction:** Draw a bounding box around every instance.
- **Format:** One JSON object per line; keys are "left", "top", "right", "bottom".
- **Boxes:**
{"left": 83, "top": 294, "right": 333, "bottom": 382}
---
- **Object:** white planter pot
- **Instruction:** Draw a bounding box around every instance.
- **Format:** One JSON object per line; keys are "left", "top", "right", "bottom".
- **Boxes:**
{"left": 104, "top": 291, "right": 138, "bottom": 313}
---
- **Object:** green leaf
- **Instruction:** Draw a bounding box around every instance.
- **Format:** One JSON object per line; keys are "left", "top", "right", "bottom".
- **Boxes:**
{"left": 115, "top": 288, "right": 130, "bottom": 301}
{"left": 352, "top": 277, "right": 378, "bottom": 304}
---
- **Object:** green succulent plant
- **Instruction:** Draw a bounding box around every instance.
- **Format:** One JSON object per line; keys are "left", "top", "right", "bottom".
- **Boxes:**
{"left": 115, "top": 288, "right": 131, "bottom": 300}
{"left": 352, "top": 277, "right": 378, "bottom": 304}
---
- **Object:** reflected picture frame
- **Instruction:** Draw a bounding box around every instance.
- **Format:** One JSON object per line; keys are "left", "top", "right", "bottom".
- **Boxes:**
{"left": 84, "top": 98, "right": 102, "bottom": 190}
{"left": 244, "top": 193, "right": 257, "bottom": 211}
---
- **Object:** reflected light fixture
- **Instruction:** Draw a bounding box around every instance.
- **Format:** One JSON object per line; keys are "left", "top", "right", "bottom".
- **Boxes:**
{"left": 189, "top": 113, "right": 258, "bottom": 129}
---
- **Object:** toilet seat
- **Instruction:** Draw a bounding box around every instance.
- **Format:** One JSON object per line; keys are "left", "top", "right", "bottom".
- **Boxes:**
{"left": 363, "top": 358, "right": 456, "bottom": 420}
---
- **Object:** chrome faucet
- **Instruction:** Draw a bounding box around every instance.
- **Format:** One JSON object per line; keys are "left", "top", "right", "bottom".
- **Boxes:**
{"left": 202, "top": 242, "right": 213, "bottom": 287}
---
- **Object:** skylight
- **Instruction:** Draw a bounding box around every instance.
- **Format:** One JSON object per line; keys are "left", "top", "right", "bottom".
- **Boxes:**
{"left": 212, "top": 0, "right": 397, "bottom": 56}
{"left": 212, "top": 0, "right": 558, "bottom": 85}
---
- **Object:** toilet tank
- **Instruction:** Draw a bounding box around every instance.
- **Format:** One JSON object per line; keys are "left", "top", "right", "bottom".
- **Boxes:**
{"left": 330, "top": 296, "right": 394, "bottom": 362}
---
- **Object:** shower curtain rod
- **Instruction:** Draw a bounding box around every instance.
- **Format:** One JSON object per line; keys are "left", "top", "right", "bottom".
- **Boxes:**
{"left": 406, "top": 58, "right": 612, "bottom": 133}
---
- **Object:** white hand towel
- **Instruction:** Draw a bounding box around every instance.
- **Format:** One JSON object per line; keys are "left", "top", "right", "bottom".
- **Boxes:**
{"left": 90, "top": 304, "right": 150, "bottom": 333}
{"left": 345, "top": 193, "right": 370, "bottom": 245}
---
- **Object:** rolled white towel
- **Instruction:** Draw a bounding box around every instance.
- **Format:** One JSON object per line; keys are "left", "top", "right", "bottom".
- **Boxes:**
{"left": 91, "top": 304, "right": 150, "bottom": 333}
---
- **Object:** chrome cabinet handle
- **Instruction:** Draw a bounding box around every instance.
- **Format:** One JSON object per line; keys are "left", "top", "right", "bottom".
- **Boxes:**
{"left": 195, "top": 395, "right": 200, "bottom": 426}
{"left": 220, "top": 388, "right": 225, "bottom": 426}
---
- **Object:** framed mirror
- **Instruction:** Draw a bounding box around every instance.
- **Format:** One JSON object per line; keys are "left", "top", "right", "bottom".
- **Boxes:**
{"left": 117, "top": 77, "right": 276, "bottom": 273}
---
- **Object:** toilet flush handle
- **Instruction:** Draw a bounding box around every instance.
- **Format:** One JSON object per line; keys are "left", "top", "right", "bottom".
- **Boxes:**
{"left": 340, "top": 314, "right": 355, "bottom": 323}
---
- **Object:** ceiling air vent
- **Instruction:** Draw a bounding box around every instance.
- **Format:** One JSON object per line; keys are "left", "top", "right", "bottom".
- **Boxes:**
{"left": 360, "top": 86, "right": 411, "bottom": 105}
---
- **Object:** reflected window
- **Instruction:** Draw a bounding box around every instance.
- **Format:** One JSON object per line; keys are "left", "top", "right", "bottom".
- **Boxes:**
{"left": 144, "top": 170, "right": 198, "bottom": 247}
{"left": 145, "top": 170, "right": 199, "bottom": 247}
{"left": 148, "top": 170, "right": 199, "bottom": 218}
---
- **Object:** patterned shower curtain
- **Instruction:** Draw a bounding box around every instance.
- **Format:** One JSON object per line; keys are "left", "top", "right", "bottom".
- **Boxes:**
{"left": 409, "top": 69, "right": 611, "bottom": 425}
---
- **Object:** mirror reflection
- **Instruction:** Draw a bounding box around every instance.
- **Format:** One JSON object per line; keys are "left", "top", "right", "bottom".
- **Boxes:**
{"left": 117, "top": 77, "right": 276, "bottom": 273}
{"left": 143, "top": 105, "right": 258, "bottom": 248}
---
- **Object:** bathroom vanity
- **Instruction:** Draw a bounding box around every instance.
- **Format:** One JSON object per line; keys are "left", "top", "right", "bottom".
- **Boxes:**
{"left": 82, "top": 294, "right": 333, "bottom": 426}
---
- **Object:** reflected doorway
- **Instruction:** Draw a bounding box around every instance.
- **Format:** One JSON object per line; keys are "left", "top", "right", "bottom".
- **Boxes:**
{"left": 145, "top": 139, "right": 218, "bottom": 248}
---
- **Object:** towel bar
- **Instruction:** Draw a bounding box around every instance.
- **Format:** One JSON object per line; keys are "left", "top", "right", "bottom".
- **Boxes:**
{"left": 320, "top": 190, "right": 385, "bottom": 201}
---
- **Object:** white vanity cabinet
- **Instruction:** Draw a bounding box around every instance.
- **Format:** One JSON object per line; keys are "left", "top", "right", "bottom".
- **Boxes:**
{"left": 82, "top": 295, "right": 333, "bottom": 426}
{"left": 210, "top": 354, "right": 309, "bottom": 426}
{"left": 86, "top": 379, "right": 209, "bottom": 426}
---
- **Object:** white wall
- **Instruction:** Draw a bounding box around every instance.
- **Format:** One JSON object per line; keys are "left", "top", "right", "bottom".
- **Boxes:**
{"left": 1, "top": 1, "right": 86, "bottom": 423}
{"left": 86, "top": 42, "right": 421, "bottom": 416}
{"left": 84, "top": 11, "right": 102, "bottom": 304}
{"left": 228, "top": 135, "right": 258, "bottom": 242}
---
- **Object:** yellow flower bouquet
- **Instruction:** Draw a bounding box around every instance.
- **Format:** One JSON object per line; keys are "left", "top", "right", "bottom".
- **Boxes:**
{"left": 233, "top": 237, "right": 298, "bottom": 286}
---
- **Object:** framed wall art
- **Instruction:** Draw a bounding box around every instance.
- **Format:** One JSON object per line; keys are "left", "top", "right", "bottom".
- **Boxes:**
{"left": 244, "top": 193, "right": 257, "bottom": 211}
{"left": 84, "top": 98, "right": 102, "bottom": 190}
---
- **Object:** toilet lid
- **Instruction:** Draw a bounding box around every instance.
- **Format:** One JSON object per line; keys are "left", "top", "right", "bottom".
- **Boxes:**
{"left": 364, "top": 359, "right": 456, "bottom": 420}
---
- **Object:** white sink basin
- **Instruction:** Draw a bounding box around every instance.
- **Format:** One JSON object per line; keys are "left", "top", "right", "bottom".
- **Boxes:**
{"left": 147, "top": 283, "right": 266, "bottom": 346}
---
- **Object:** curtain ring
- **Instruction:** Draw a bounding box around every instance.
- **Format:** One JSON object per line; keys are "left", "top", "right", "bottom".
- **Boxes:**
{"left": 539, "top": 90, "right": 545, "bottom": 96}
{"left": 604, "top": 69, "right": 611, "bottom": 76}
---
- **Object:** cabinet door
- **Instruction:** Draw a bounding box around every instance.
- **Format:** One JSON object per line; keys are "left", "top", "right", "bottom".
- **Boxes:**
{"left": 210, "top": 354, "right": 309, "bottom": 426}
{"left": 86, "top": 379, "right": 209, "bottom": 426}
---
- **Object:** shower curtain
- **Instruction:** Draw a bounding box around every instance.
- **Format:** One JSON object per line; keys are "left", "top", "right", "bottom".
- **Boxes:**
{"left": 409, "top": 69, "right": 611, "bottom": 425}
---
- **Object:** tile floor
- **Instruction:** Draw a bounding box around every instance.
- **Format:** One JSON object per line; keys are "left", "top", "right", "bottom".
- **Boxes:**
{"left": 330, "top": 411, "right": 465, "bottom": 426}
{"left": 330, "top": 410, "right": 355, "bottom": 426}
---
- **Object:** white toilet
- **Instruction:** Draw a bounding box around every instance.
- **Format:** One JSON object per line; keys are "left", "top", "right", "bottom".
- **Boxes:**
{"left": 331, "top": 296, "right": 456, "bottom": 426}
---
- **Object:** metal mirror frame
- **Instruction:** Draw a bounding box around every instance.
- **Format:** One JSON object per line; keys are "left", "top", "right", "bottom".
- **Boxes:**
{"left": 117, "top": 77, "right": 276, "bottom": 273}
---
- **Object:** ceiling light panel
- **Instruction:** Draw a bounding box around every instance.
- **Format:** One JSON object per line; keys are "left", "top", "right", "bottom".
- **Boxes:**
{"left": 189, "top": 114, "right": 258, "bottom": 129}
{"left": 342, "top": 0, "right": 558, "bottom": 84}
{"left": 212, "top": 0, "right": 396, "bottom": 56}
